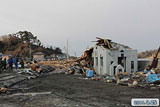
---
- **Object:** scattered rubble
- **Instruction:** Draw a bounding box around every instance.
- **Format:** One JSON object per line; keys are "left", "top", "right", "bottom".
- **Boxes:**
{"left": 0, "top": 73, "right": 26, "bottom": 93}
{"left": 0, "top": 64, "right": 56, "bottom": 93}
{"left": 31, "top": 41, "right": 160, "bottom": 90}
{"left": 1, "top": 38, "right": 160, "bottom": 94}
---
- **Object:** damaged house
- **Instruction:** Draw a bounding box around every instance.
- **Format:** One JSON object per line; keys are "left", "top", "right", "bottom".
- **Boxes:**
{"left": 33, "top": 52, "right": 45, "bottom": 61}
{"left": 92, "top": 38, "right": 138, "bottom": 76}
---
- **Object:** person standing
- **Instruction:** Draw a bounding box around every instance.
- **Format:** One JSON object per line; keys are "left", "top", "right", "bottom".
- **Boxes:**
{"left": 0, "top": 58, "right": 3, "bottom": 73}
{"left": 2, "top": 58, "right": 7, "bottom": 70}
{"left": 20, "top": 58, "right": 24, "bottom": 69}
{"left": 8, "top": 57, "right": 13, "bottom": 71}
{"left": 14, "top": 58, "right": 18, "bottom": 70}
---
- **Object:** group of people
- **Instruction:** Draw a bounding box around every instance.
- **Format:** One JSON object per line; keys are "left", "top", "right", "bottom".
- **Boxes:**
{"left": 0, "top": 57, "right": 24, "bottom": 73}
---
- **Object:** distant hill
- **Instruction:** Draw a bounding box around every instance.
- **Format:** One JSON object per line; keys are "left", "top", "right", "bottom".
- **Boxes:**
{"left": 138, "top": 49, "right": 160, "bottom": 59}
{"left": 138, "top": 49, "right": 160, "bottom": 69}
{"left": 0, "top": 31, "right": 63, "bottom": 58}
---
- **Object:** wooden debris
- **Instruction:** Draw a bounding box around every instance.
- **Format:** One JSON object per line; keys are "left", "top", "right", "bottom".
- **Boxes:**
{"left": 0, "top": 88, "right": 7, "bottom": 93}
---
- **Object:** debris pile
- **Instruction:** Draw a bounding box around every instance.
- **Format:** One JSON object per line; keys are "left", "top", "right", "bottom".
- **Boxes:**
{"left": 104, "top": 75, "right": 116, "bottom": 83}
{"left": 94, "top": 37, "right": 112, "bottom": 49}
{"left": 74, "top": 48, "right": 93, "bottom": 68}
{"left": 114, "top": 68, "right": 160, "bottom": 89}
{"left": 37, "top": 47, "right": 94, "bottom": 76}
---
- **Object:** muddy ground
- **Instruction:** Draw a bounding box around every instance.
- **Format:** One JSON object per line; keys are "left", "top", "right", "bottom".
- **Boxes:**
{"left": 0, "top": 73, "right": 160, "bottom": 107}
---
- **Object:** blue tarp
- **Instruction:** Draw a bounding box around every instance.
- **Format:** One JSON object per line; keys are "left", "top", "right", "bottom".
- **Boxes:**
{"left": 146, "top": 74, "right": 160, "bottom": 83}
{"left": 87, "top": 70, "right": 93, "bottom": 77}
{"left": 157, "top": 74, "right": 160, "bottom": 77}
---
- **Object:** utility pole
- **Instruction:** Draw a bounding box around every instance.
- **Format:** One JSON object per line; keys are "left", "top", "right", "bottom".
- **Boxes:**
{"left": 74, "top": 51, "right": 77, "bottom": 57}
{"left": 29, "top": 35, "right": 32, "bottom": 60}
{"left": 66, "top": 40, "right": 69, "bottom": 61}
{"left": 29, "top": 42, "right": 32, "bottom": 60}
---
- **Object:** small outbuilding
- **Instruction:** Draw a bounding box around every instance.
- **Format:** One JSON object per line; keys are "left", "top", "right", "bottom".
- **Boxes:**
{"left": 33, "top": 52, "right": 45, "bottom": 61}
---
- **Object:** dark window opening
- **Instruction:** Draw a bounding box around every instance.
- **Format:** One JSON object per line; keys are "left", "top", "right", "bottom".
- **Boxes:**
{"left": 120, "top": 50, "right": 124, "bottom": 52}
{"left": 111, "top": 61, "right": 113, "bottom": 65}
{"left": 96, "top": 57, "right": 98, "bottom": 66}
{"left": 100, "top": 57, "right": 103, "bottom": 66}
{"left": 119, "top": 69, "right": 122, "bottom": 73}
{"left": 114, "top": 66, "right": 117, "bottom": 75}
{"left": 131, "top": 61, "right": 134, "bottom": 69}
{"left": 118, "top": 57, "right": 124, "bottom": 67}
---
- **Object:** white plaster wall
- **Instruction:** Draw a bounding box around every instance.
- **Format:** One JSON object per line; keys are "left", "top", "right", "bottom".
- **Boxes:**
{"left": 93, "top": 46, "right": 99, "bottom": 75}
{"left": 98, "top": 46, "right": 106, "bottom": 75}
{"left": 125, "top": 49, "right": 138, "bottom": 73}
{"left": 93, "top": 45, "right": 138, "bottom": 76}
{"left": 93, "top": 46, "right": 107, "bottom": 75}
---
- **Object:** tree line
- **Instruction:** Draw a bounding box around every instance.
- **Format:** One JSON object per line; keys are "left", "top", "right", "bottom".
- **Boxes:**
{"left": 0, "top": 31, "right": 63, "bottom": 57}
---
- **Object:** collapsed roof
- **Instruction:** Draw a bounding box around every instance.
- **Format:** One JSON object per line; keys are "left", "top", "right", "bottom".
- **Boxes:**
{"left": 93, "top": 37, "right": 131, "bottom": 50}
{"left": 73, "top": 37, "right": 132, "bottom": 67}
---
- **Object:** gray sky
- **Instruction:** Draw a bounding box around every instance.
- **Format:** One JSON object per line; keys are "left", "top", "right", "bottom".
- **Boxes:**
{"left": 0, "top": 0, "right": 160, "bottom": 56}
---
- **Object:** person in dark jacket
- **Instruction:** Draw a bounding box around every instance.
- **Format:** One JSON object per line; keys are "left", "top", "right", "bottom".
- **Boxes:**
{"left": 8, "top": 58, "right": 13, "bottom": 71}
{"left": 0, "top": 58, "right": 3, "bottom": 73}
{"left": 2, "top": 58, "right": 7, "bottom": 70}
{"left": 20, "top": 58, "right": 24, "bottom": 69}
{"left": 14, "top": 58, "right": 18, "bottom": 70}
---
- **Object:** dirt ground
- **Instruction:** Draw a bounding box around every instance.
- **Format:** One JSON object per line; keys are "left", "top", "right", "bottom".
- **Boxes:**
{"left": 0, "top": 73, "right": 160, "bottom": 107}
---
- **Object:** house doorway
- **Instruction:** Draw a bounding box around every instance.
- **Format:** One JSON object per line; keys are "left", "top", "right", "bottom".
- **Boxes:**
{"left": 113, "top": 66, "right": 117, "bottom": 75}
{"left": 118, "top": 54, "right": 126, "bottom": 71}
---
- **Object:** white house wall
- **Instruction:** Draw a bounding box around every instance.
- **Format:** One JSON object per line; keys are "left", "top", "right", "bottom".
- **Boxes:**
{"left": 93, "top": 46, "right": 107, "bottom": 75}
{"left": 93, "top": 45, "right": 138, "bottom": 76}
{"left": 125, "top": 50, "right": 138, "bottom": 74}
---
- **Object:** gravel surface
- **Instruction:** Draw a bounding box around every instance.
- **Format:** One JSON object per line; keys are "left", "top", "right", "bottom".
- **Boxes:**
{"left": 0, "top": 73, "right": 160, "bottom": 107}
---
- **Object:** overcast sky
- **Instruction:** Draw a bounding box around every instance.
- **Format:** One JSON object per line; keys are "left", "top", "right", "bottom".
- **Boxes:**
{"left": 0, "top": 0, "right": 160, "bottom": 56}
